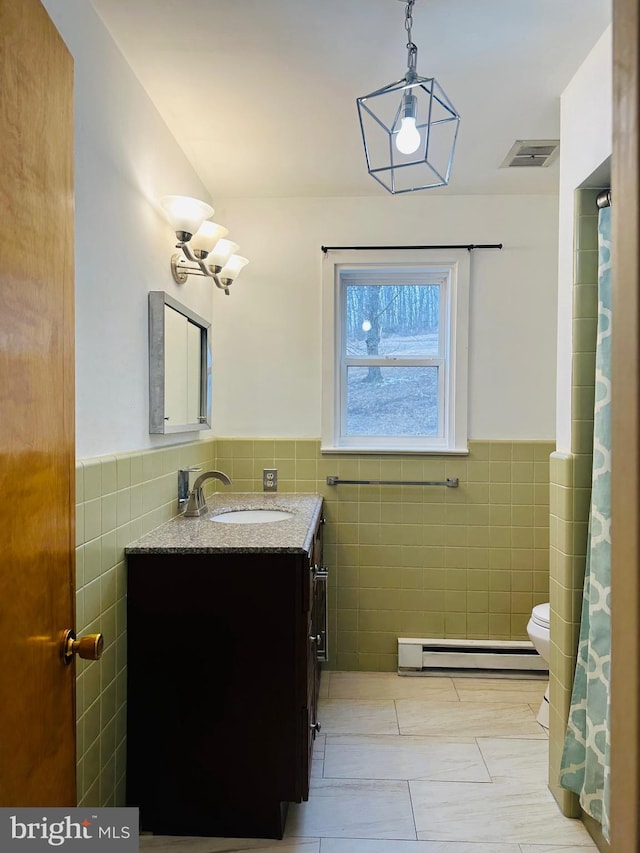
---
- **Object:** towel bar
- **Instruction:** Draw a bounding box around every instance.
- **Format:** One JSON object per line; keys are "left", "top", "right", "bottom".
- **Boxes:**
{"left": 326, "top": 476, "right": 459, "bottom": 488}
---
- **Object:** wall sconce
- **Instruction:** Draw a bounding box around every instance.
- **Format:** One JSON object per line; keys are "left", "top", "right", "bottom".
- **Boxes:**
{"left": 161, "top": 195, "right": 249, "bottom": 295}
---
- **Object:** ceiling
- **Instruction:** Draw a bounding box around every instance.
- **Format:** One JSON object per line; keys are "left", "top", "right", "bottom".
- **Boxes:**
{"left": 90, "top": 0, "right": 611, "bottom": 199}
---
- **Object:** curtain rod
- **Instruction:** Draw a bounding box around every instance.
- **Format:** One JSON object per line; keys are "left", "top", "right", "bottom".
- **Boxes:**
{"left": 321, "top": 243, "right": 503, "bottom": 254}
{"left": 597, "top": 189, "right": 611, "bottom": 209}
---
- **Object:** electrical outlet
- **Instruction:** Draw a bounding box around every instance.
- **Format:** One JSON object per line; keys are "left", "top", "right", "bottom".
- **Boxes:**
{"left": 263, "top": 469, "right": 278, "bottom": 491}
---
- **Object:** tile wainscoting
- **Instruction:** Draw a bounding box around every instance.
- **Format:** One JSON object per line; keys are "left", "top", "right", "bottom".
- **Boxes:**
{"left": 74, "top": 435, "right": 553, "bottom": 808}
{"left": 215, "top": 438, "right": 554, "bottom": 671}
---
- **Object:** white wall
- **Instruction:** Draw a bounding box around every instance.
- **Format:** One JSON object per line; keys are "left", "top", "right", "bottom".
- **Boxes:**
{"left": 556, "top": 26, "right": 612, "bottom": 452}
{"left": 212, "top": 194, "right": 559, "bottom": 440}
{"left": 40, "top": 2, "right": 561, "bottom": 452}
{"left": 42, "top": 0, "right": 215, "bottom": 459}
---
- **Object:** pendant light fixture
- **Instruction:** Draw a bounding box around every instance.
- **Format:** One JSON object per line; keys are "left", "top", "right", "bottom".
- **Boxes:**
{"left": 357, "top": 0, "right": 460, "bottom": 194}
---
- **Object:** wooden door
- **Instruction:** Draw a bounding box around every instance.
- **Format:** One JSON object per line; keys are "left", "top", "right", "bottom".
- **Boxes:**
{"left": 0, "top": 0, "right": 76, "bottom": 805}
{"left": 610, "top": 0, "right": 640, "bottom": 850}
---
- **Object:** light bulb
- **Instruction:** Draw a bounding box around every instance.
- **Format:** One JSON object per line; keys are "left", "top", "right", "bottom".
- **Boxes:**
{"left": 396, "top": 116, "right": 421, "bottom": 154}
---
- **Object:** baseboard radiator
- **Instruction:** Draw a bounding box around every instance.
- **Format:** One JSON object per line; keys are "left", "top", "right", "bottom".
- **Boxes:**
{"left": 398, "top": 637, "right": 548, "bottom": 677}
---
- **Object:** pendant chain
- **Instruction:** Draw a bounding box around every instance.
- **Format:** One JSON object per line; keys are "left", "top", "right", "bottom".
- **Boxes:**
{"left": 404, "top": 0, "right": 418, "bottom": 75}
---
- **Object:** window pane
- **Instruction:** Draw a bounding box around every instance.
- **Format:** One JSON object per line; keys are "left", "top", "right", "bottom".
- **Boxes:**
{"left": 346, "top": 366, "right": 439, "bottom": 436}
{"left": 345, "top": 284, "right": 440, "bottom": 358}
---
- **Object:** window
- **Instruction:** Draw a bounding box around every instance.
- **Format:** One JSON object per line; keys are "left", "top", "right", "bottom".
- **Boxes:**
{"left": 321, "top": 250, "right": 469, "bottom": 453}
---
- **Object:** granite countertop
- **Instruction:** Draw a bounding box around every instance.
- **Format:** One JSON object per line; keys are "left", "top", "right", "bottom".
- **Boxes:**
{"left": 125, "top": 492, "right": 323, "bottom": 555}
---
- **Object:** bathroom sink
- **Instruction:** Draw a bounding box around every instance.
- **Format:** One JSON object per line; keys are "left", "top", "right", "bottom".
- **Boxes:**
{"left": 209, "top": 509, "right": 294, "bottom": 524}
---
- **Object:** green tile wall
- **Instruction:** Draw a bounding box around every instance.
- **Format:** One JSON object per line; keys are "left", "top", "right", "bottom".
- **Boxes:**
{"left": 76, "top": 434, "right": 553, "bottom": 806}
{"left": 74, "top": 439, "right": 216, "bottom": 807}
{"left": 215, "top": 438, "right": 554, "bottom": 672}
{"left": 549, "top": 452, "right": 582, "bottom": 816}
{"left": 548, "top": 188, "right": 601, "bottom": 817}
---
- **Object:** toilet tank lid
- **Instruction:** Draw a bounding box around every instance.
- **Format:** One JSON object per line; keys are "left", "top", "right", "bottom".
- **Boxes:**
{"left": 532, "top": 602, "right": 550, "bottom": 627}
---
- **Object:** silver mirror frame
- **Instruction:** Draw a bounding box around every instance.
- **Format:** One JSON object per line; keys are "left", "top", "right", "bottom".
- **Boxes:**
{"left": 148, "top": 291, "right": 212, "bottom": 434}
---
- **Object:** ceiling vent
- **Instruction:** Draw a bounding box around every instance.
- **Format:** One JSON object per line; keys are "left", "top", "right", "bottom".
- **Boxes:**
{"left": 500, "top": 139, "right": 560, "bottom": 168}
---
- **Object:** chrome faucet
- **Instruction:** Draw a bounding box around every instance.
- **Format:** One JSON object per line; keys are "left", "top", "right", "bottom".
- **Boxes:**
{"left": 178, "top": 466, "right": 202, "bottom": 511}
{"left": 183, "top": 470, "right": 232, "bottom": 517}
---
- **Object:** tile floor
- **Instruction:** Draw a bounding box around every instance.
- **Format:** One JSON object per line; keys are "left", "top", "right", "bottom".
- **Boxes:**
{"left": 139, "top": 671, "right": 598, "bottom": 853}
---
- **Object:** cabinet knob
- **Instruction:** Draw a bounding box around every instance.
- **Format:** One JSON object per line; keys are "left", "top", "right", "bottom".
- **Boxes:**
{"left": 310, "top": 721, "right": 321, "bottom": 733}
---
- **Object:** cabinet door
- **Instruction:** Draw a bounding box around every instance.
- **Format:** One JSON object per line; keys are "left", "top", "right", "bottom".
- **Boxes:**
{"left": 301, "top": 516, "right": 325, "bottom": 799}
{"left": 128, "top": 551, "right": 301, "bottom": 837}
{"left": 313, "top": 572, "right": 328, "bottom": 663}
{"left": 311, "top": 518, "right": 328, "bottom": 662}
{"left": 301, "top": 559, "right": 316, "bottom": 800}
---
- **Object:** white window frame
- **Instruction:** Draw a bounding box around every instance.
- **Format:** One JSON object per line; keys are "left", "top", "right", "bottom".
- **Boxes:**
{"left": 321, "top": 249, "right": 470, "bottom": 454}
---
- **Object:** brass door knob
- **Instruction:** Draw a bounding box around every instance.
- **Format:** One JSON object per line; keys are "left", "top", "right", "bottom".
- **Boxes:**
{"left": 61, "top": 629, "right": 104, "bottom": 665}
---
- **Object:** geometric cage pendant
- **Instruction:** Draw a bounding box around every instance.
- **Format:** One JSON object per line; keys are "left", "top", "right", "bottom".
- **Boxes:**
{"left": 356, "top": 73, "right": 460, "bottom": 194}
{"left": 356, "top": 0, "right": 460, "bottom": 194}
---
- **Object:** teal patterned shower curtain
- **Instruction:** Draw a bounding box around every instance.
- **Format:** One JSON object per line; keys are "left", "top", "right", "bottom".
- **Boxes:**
{"left": 560, "top": 205, "right": 612, "bottom": 839}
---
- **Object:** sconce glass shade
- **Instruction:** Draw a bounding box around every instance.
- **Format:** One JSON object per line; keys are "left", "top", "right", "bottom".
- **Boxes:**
{"left": 219, "top": 255, "right": 249, "bottom": 282}
{"left": 190, "top": 221, "right": 229, "bottom": 253}
{"left": 206, "top": 238, "right": 239, "bottom": 269}
{"left": 357, "top": 75, "right": 460, "bottom": 194}
{"left": 160, "top": 195, "right": 214, "bottom": 239}
{"left": 163, "top": 194, "right": 248, "bottom": 295}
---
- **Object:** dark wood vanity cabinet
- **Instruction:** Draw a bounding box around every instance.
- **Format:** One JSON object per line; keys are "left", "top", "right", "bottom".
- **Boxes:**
{"left": 126, "top": 512, "right": 324, "bottom": 839}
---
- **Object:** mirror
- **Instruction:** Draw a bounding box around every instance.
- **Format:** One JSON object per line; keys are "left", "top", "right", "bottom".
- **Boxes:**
{"left": 148, "top": 291, "right": 211, "bottom": 434}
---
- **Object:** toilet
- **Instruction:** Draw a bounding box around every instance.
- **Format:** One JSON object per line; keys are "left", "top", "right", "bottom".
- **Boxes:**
{"left": 527, "top": 602, "right": 550, "bottom": 728}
